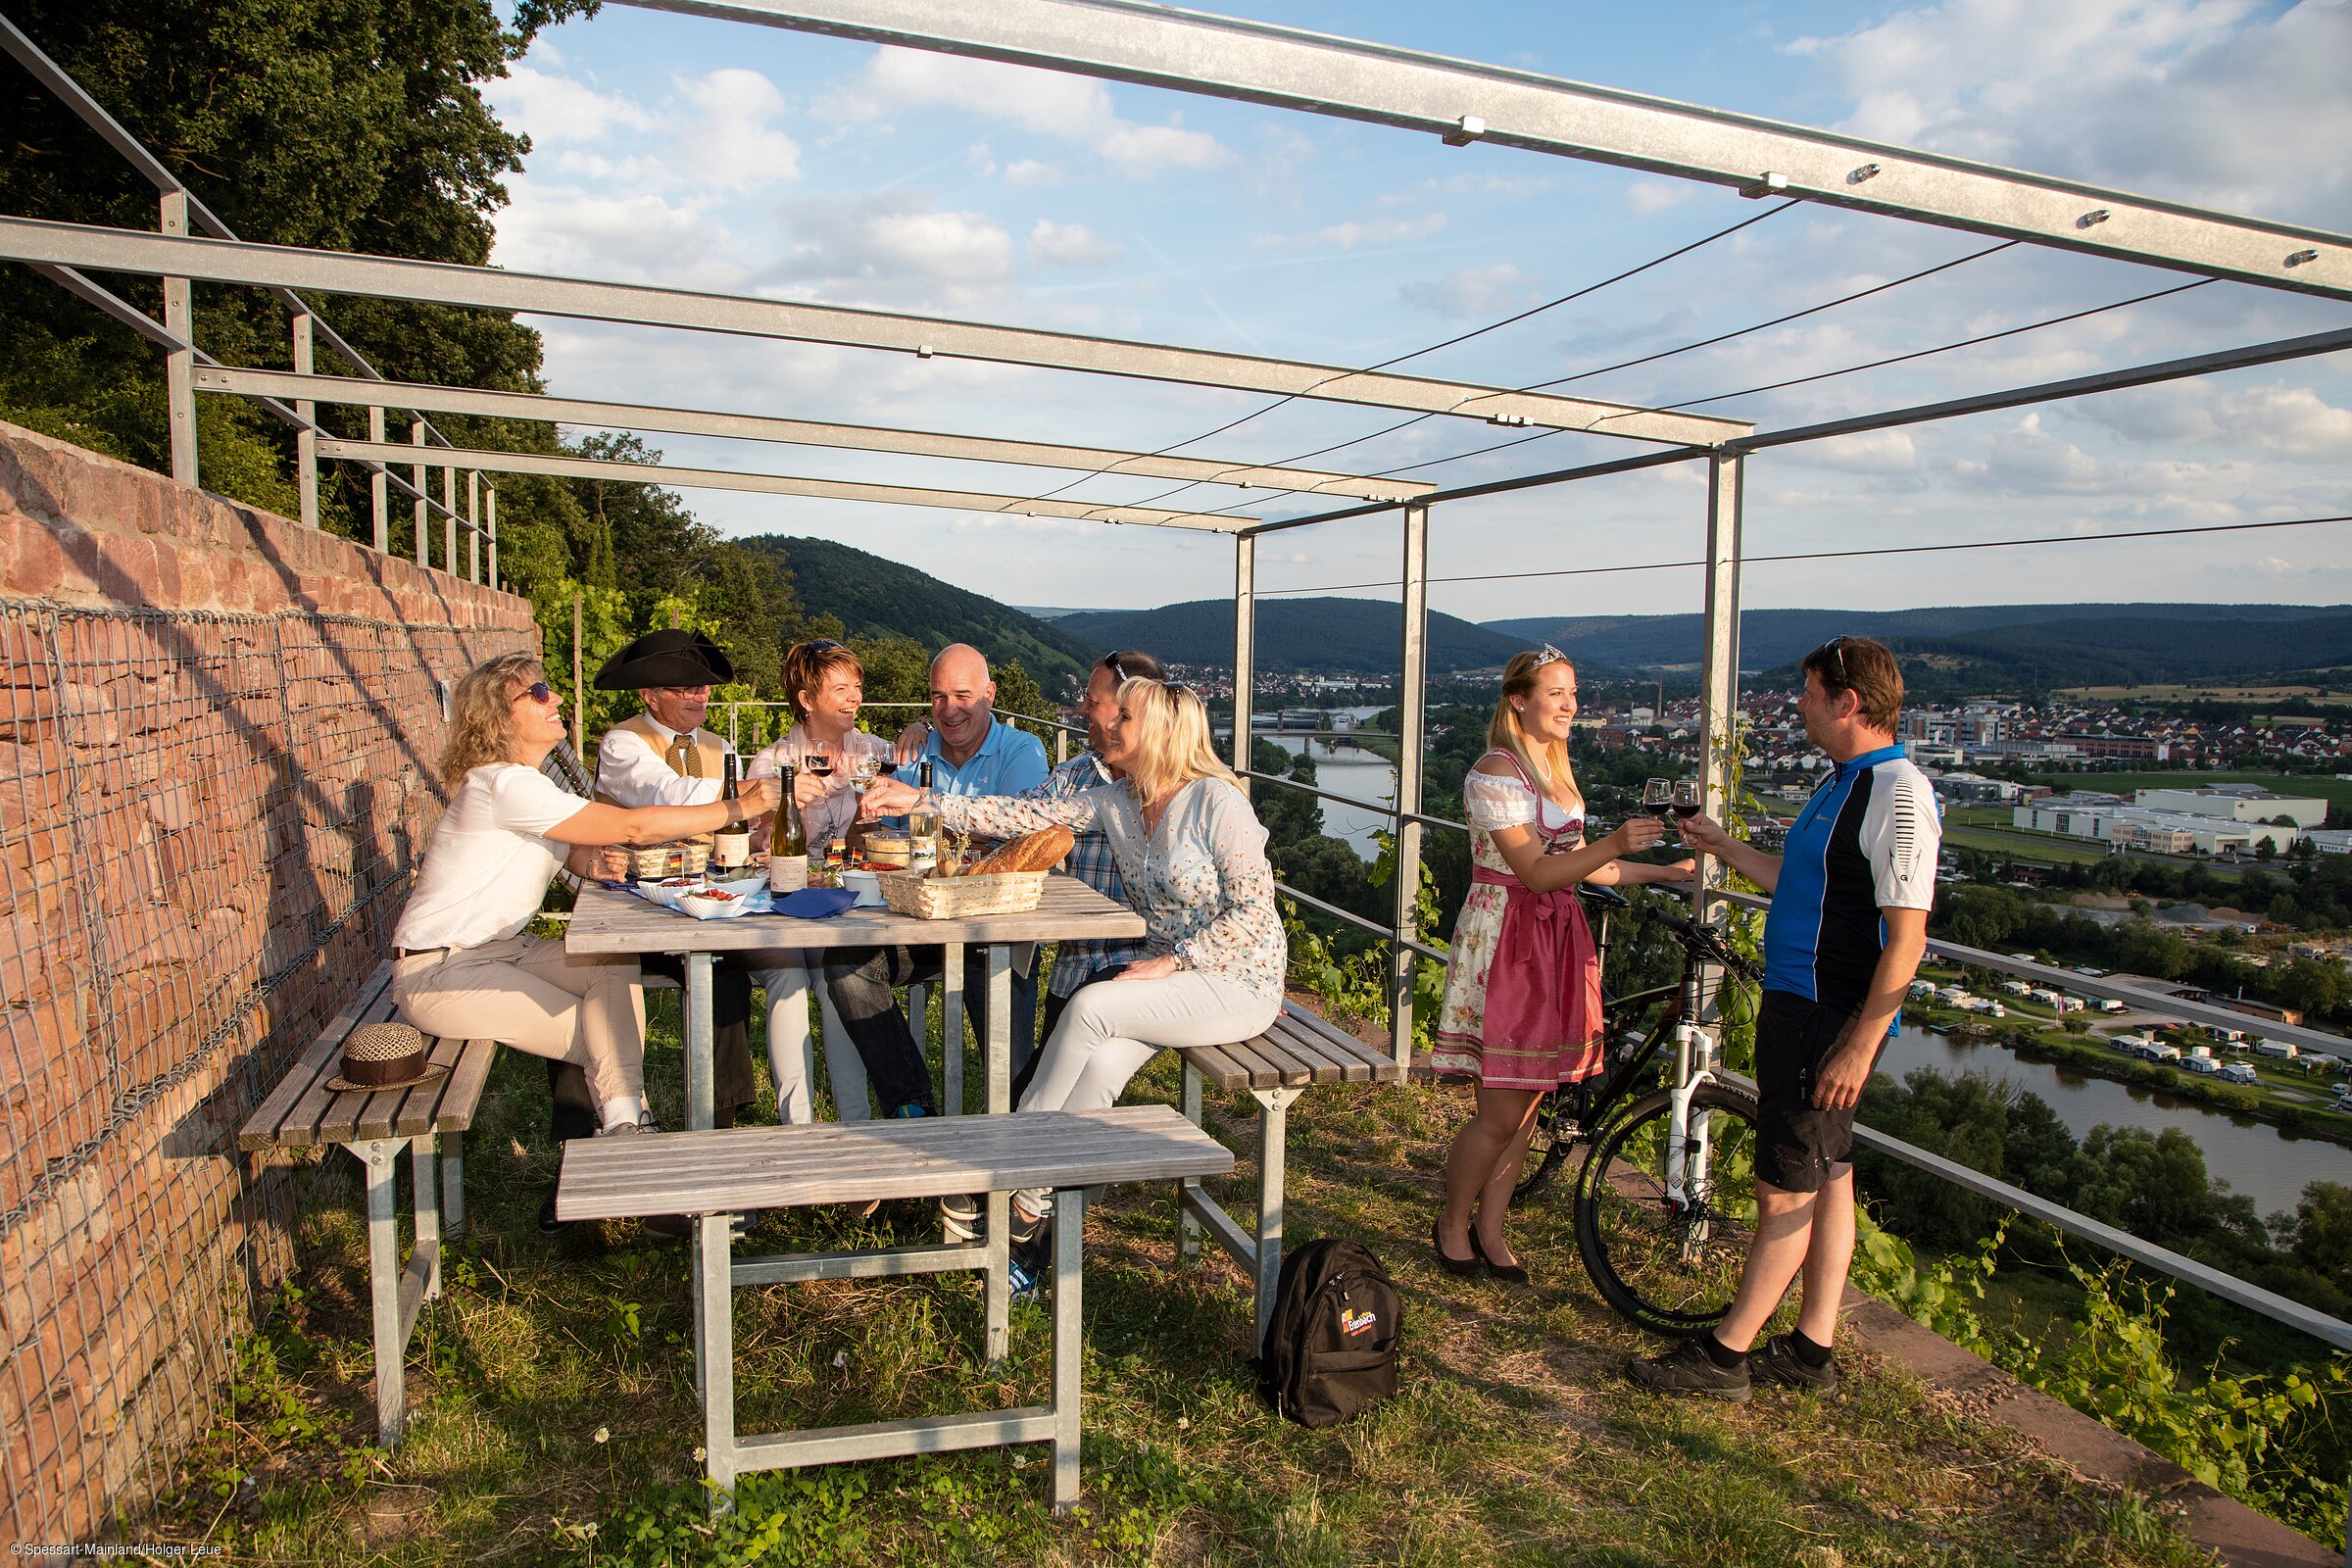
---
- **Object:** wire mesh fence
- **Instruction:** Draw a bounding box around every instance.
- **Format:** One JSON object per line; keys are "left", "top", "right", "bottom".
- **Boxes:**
{"left": 0, "top": 597, "right": 525, "bottom": 1538}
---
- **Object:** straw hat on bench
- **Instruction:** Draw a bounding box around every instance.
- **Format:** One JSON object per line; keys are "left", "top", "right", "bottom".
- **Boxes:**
{"left": 326, "top": 1022, "right": 450, "bottom": 1093}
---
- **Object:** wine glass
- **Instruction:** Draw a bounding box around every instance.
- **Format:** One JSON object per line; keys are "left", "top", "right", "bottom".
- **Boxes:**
{"left": 804, "top": 744, "right": 835, "bottom": 783}
{"left": 1672, "top": 777, "right": 1703, "bottom": 832}
{"left": 1641, "top": 777, "right": 1673, "bottom": 847}
{"left": 849, "top": 753, "right": 882, "bottom": 803}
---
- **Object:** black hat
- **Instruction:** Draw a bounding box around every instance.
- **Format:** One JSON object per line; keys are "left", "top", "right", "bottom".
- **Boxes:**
{"left": 594, "top": 629, "right": 736, "bottom": 691}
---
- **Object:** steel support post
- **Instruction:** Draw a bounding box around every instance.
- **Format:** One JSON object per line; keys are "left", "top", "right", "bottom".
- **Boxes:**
{"left": 411, "top": 420, "right": 427, "bottom": 567}
{"left": 699, "top": 1210, "right": 738, "bottom": 1513}
{"left": 442, "top": 466, "right": 457, "bottom": 573}
{"left": 486, "top": 485, "right": 498, "bottom": 588}
{"left": 358, "top": 1141, "right": 405, "bottom": 1446}
{"left": 292, "top": 312, "right": 318, "bottom": 527}
{"left": 984, "top": 944, "right": 1012, "bottom": 1364}
{"left": 158, "top": 193, "right": 196, "bottom": 486}
{"left": 1694, "top": 453, "right": 1744, "bottom": 932}
{"left": 466, "top": 470, "right": 480, "bottom": 582}
{"left": 1176, "top": 1060, "right": 1203, "bottom": 1261}
{"left": 1389, "top": 502, "right": 1430, "bottom": 1068}
{"left": 367, "top": 406, "right": 389, "bottom": 550}
{"left": 1051, "top": 1186, "right": 1086, "bottom": 1511}
{"left": 1231, "top": 533, "right": 1255, "bottom": 779}
{"left": 942, "top": 941, "right": 964, "bottom": 1116}
{"left": 1249, "top": 1085, "right": 1301, "bottom": 1352}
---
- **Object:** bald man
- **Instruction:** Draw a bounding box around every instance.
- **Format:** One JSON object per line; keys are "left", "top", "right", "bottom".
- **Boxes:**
{"left": 822, "top": 644, "right": 1050, "bottom": 1117}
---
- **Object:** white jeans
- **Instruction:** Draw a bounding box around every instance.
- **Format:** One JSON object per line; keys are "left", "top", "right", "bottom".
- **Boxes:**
{"left": 748, "top": 951, "right": 868, "bottom": 1123}
{"left": 1015, "top": 969, "right": 1277, "bottom": 1211}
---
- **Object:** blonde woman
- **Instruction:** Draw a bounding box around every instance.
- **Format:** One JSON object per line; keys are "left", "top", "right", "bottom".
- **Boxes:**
{"left": 1431, "top": 649, "right": 1693, "bottom": 1282}
{"left": 859, "top": 679, "right": 1285, "bottom": 1231}
{"left": 392, "top": 653, "right": 779, "bottom": 1134}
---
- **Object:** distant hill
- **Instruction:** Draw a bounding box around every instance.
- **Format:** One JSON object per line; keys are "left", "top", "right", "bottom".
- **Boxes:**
{"left": 1488, "top": 604, "right": 2352, "bottom": 682}
{"left": 1056, "top": 597, "right": 1526, "bottom": 674}
{"left": 739, "top": 536, "right": 1102, "bottom": 691}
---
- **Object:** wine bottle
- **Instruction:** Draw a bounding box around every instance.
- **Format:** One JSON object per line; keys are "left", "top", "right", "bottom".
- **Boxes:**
{"left": 769, "top": 764, "right": 808, "bottom": 894}
{"left": 713, "top": 753, "right": 752, "bottom": 870}
{"left": 909, "top": 759, "right": 942, "bottom": 864}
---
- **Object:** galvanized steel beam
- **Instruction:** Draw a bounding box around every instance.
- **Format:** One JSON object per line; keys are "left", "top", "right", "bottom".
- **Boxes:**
{"left": 1694, "top": 454, "right": 1742, "bottom": 927}
{"left": 1390, "top": 501, "right": 1429, "bottom": 1069}
{"left": 633, "top": 0, "right": 2352, "bottom": 301}
{"left": 0, "top": 217, "right": 1744, "bottom": 445}
{"left": 315, "top": 438, "right": 1259, "bottom": 530}
{"left": 193, "top": 366, "right": 1435, "bottom": 500}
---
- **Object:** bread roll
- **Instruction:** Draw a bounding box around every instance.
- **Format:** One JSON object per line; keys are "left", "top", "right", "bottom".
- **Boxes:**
{"left": 967, "top": 825, "right": 1074, "bottom": 875}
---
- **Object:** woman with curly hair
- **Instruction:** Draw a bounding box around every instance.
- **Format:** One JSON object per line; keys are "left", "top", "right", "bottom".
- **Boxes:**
{"left": 391, "top": 652, "right": 779, "bottom": 1134}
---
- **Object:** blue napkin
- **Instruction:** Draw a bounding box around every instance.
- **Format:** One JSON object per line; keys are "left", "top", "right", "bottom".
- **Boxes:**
{"left": 773, "top": 887, "right": 858, "bottom": 919}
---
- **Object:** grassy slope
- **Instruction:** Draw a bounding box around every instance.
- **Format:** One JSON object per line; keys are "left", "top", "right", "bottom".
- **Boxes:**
{"left": 141, "top": 1000, "right": 2212, "bottom": 1567}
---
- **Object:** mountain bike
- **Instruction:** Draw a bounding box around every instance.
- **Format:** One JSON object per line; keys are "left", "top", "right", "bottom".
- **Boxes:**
{"left": 1510, "top": 886, "right": 1764, "bottom": 1337}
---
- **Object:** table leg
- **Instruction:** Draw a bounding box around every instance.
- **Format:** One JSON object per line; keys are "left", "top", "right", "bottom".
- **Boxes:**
{"left": 1051, "top": 1185, "right": 1086, "bottom": 1512}
{"left": 942, "top": 941, "right": 964, "bottom": 1117}
{"left": 1177, "top": 1061, "right": 1203, "bottom": 1263}
{"left": 1250, "top": 1087, "right": 1301, "bottom": 1355}
{"left": 684, "top": 950, "right": 714, "bottom": 1132}
{"left": 984, "top": 944, "right": 1012, "bottom": 1361}
{"left": 698, "top": 1212, "right": 739, "bottom": 1514}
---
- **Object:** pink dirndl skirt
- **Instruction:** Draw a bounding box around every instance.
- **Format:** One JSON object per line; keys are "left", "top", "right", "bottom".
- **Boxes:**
{"left": 1462, "top": 865, "right": 1603, "bottom": 1090}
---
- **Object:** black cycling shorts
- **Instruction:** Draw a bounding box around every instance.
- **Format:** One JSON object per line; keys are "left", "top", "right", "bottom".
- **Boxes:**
{"left": 1753, "top": 989, "right": 1874, "bottom": 1195}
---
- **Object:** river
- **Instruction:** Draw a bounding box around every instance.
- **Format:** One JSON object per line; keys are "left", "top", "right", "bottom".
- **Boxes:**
{"left": 1257, "top": 707, "right": 1400, "bottom": 861}
{"left": 1874, "top": 1025, "right": 2352, "bottom": 1217}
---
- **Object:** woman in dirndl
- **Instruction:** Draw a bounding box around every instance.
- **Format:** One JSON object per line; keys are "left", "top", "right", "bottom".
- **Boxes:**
{"left": 1430, "top": 648, "right": 1693, "bottom": 1283}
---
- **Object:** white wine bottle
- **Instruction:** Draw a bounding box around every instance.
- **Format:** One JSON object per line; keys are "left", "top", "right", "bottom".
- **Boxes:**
{"left": 768, "top": 765, "right": 809, "bottom": 894}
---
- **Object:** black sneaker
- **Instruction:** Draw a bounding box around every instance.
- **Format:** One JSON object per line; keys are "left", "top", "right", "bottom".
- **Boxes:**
{"left": 1748, "top": 1333, "right": 1838, "bottom": 1394}
{"left": 537, "top": 1188, "right": 566, "bottom": 1236}
{"left": 1625, "top": 1337, "right": 1752, "bottom": 1401}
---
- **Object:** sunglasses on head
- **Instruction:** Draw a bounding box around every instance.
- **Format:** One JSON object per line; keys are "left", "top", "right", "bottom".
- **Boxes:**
{"left": 1821, "top": 636, "right": 1851, "bottom": 687}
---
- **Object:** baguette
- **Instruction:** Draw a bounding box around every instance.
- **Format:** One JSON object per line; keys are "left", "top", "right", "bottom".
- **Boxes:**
{"left": 966, "top": 825, "right": 1073, "bottom": 875}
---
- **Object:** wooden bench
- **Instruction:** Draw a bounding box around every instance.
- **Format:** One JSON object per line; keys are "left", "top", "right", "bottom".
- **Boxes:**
{"left": 558, "top": 1104, "right": 1232, "bottom": 1512}
{"left": 236, "top": 960, "right": 497, "bottom": 1446}
{"left": 1175, "top": 1003, "right": 1405, "bottom": 1349}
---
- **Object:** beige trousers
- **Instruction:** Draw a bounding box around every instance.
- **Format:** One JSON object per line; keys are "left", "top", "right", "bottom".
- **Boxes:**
{"left": 393, "top": 934, "right": 647, "bottom": 1111}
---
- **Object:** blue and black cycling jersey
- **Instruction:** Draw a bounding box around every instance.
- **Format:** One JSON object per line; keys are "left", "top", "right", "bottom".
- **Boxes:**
{"left": 1761, "top": 743, "right": 1940, "bottom": 1020}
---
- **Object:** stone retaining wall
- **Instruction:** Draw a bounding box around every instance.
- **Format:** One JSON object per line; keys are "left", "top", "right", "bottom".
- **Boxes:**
{"left": 0, "top": 422, "right": 537, "bottom": 1543}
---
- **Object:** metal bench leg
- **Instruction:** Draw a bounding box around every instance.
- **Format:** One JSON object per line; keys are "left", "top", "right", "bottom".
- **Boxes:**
{"left": 1177, "top": 1061, "right": 1203, "bottom": 1262}
{"left": 412, "top": 1132, "right": 442, "bottom": 1301}
{"left": 440, "top": 1136, "right": 465, "bottom": 1236}
{"left": 699, "top": 1213, "right": 739, "bottom": 1514}
{"left": 1051, "top": 1186, "right": 1086, "bottom": 1512}
{"left": 353, "top": 1139, "right": 407, "bottom": 1446}
{"left": 684, "top": 951, "right": 716, "bottom": 1132}
{"left": 1249, "top": 1087, "right": 1300, "bottom": 1354}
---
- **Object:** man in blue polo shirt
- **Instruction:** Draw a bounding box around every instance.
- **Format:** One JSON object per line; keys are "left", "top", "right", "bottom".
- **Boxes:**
{"left": 823, "top": 645, "right": 1049, "bottom": 1115}
{"left": 1629, "top": 635, "right": 1939, "bottom": 1399}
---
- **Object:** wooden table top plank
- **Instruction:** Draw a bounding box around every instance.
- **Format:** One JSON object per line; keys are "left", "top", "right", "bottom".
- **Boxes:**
{"left": 238, "top": 963, "right": 399, "bottom": 1150}
{"left": 564, "top": 876, "right": 1146, "bottom": 956}
{"left": 1215, "top": 1033, "right": 1290, "bottom": 1089}
{"left": 1242, "top": 1027, "right": 1316, "bottom": 1087}
{"left": 557, "top": 1104, "right": 1232, "bottom": 1219}
{"left": 1276, "top": 1015, "right": 1378, "bottom": 1084}
{"left": 1280, "top": 1004, "right": 1403, "bottom": 1082}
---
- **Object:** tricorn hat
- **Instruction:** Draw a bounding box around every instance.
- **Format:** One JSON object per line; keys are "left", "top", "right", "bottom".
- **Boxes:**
{"left": 593, "top": 628, "right": 736, "bottom": 691}
{"left": 325, "top": 1022, "right": 450, "bottom": 1094}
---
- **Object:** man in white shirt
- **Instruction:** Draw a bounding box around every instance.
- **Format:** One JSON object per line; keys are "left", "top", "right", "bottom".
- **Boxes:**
{"left": 540, "top": 632, "right": 762, "bottom": 1179}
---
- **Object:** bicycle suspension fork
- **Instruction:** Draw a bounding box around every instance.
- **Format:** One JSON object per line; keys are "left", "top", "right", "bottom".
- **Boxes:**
{"left": 1663, "top": 960, "right": 1722, "bottom": 1209}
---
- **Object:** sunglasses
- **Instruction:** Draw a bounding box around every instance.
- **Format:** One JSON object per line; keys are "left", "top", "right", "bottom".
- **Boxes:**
{"left": 804, "top": 639, "right": 846, "bottom": 654}
{"left": 1821, "top": 636, "right": 1851, "bottom": 687}
{"left": 515, "top": 680, "right": 561, "bottom": 706}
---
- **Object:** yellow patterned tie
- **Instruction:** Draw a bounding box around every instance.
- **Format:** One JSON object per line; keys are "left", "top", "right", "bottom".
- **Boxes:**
{"left": 664, "top": 733, "right": 700, "bottom": 778}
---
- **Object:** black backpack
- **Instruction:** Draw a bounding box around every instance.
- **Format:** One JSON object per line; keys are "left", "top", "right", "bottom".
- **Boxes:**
{"left": 1253, "top": 1239, "right": 1402, "bottom": 1428}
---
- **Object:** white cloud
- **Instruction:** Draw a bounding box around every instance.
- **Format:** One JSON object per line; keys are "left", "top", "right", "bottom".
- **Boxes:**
{"left": 1027, "top": 220, "right": 1126, "bottom": 268}
{"left": 1797, "top": 428, "right": 1921, "bottom": 474}
{"left": 1626, "top": 180, "right": 1694, "bottom": 216}
{"left": 676, "top": 69, "right": 801, "bottom": 190}
{"left": 1252, "top": 213, "right": 1448, "bottom": 252}
{"left": 1399, "top": 262, "right": 1547, "bottom": 318}
{"left": 491, "top": 185, "right": 749, "bottom": 288}
{"left": 2077, "top": 379, "right": 2352, "bottom": 461}
{"left": 763, "top": 193, "right": 1013, "bottom": 305}
{"left": 820, "top": 47, "right": 1232, "bottom": 177}
{"left": 490, "top": 63, "right": 655, "bottom": 144}
{"left": 1004, "top": 159, "right": 1062, "bottom": 186}
{"left": 1787, "top": 0, "right": 2352, "bottom": 221}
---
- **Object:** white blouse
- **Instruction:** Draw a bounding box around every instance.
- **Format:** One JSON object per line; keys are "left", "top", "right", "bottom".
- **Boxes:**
{"left": 1464, "top": 766, "right": 1584, "bottom": 840}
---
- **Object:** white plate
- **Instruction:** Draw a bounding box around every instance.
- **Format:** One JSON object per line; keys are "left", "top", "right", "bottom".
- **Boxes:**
{"left": 643, "top": 878, "right": 704, "bottom": 908}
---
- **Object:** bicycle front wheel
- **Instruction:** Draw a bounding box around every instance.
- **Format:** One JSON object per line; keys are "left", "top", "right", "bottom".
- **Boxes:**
{"left": 1573, "top": 1082, "right": 1762, "bottom": 1337}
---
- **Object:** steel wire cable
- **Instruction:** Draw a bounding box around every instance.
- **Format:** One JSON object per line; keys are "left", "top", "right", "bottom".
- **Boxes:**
{"left": 1250, "top": 513, "right": 2352, "bottom": 597}
{"left": 1018, "top": 201, "right": 1802, "bottom": 514}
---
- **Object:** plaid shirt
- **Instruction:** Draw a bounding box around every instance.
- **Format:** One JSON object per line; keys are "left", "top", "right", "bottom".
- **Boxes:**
{"left": 1026, "top": 751, "right": 1149, "bottom": 996}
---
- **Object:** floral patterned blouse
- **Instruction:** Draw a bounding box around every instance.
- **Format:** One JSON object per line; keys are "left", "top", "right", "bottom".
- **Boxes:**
{"left": 932, "top": 776, "right": 1288, "bottom": 1002}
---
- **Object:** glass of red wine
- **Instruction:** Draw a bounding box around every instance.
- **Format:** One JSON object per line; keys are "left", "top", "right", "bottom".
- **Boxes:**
{"left": 805, "top": 745, "right": 834, "bottom": 783}
{"left": 1641, "top": 776, "right": 1672, "bottom": 844}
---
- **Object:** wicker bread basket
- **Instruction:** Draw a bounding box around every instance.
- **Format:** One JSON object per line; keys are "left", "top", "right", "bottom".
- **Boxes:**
{"left": 878, "top": 868, "right": 1047, "bottom": 919}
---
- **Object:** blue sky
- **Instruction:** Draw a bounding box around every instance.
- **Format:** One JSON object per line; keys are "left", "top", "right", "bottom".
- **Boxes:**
{"left": 484, "top": 0, "right": 2352, "bottom": 622}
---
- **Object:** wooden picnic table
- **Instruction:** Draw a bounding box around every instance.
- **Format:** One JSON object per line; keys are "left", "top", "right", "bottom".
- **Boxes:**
{"left": 564, "top": 875, "right": 1146, "bottom": 1360}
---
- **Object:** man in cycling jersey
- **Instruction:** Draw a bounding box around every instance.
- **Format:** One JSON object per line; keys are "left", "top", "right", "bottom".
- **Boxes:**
{"left": 1628, "top": 635, "right": 1939, "bottom": 1398}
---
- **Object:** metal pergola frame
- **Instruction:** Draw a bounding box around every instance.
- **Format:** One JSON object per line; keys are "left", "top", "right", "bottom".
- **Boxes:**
{"left": 7, "top": 0, "right": 2352, "bottom": 1495}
